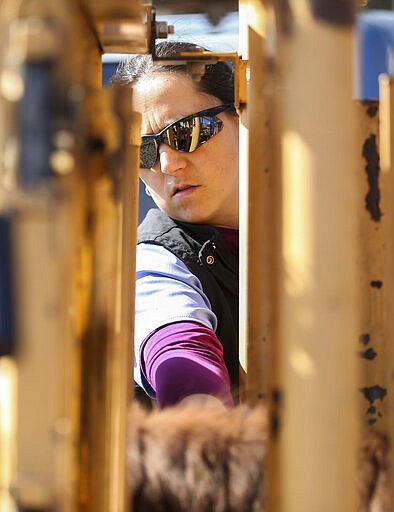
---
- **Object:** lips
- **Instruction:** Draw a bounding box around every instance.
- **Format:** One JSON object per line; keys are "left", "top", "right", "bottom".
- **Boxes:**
{"left": 171, "top": 184, "right": 198, "bottom": 197}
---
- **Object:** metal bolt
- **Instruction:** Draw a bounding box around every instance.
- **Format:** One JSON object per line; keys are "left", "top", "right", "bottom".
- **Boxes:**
{"left": 156, "top": 21, "right": 175, "bottom": 39}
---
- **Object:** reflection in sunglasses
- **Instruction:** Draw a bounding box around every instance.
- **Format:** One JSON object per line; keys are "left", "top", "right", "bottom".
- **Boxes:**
{"left": 139, "top": 104, "right": 234, "bottom": 168}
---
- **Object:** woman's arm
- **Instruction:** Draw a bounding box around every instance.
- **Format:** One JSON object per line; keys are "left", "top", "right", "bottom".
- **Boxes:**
{"left": 141, "top": 321, "right": 234, "bottom": 408}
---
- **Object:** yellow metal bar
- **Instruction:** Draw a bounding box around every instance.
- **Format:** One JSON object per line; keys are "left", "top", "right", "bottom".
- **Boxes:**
{"left": 82, "top": 0, "right": 148, "bottom": 54}
{"left": 0, "top": 358, "right": 16, "bottom": 512}
{"left": 0, "top": 1, "right": 103, "bottom": 508}
{"left": 75, "top": 86, "right": 137, "bottom": 512}
{"left": 238, "top": 0, "right": 279, "bottom": 406}
{"left": 279, "top": 2, "right": 358, "bottom": 511}
{"left": 112, "top": 104, "right": 141, "bottom": 512}
{"left": 238, "top": 1, "right": 281, "bottom": 508}
{"left": 0, "top": 1, "right": 142, "bottom": 511}
{"left": 10, "top": 198, "right": 77, "bottom": 511}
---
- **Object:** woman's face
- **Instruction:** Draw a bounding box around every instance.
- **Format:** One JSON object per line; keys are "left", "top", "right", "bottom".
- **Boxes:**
{"left": 133, "top": 72, "right": 239, "bottom": 228}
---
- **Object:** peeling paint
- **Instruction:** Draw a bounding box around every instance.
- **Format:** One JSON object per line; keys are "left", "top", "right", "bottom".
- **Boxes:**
{"left": 359, "top": 333, "right": 370, "bottom": 345}
{"left": 362, "top": 134, "right": 381, "bottom": 222}
{"left": 362, "top": 386, "right": 387, "bottom": 424}
{"left": 370, "top": 280, "right": 383, "bottom": 289}
{"left": 360, "top": 385, "right": 387, "bottom": 404}
{"left": 309, "top": 0, "right": 354, "bottom": 26}
{"left": 366, "top": 103, "right": 378, "bottom": 118}
{"left": 360, "top": 347, "right": 377, "bottom": 361}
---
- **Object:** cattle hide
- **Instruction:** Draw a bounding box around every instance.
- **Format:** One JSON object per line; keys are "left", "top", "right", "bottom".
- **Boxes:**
{"left": 127, "top": 402, "right": 390, "bottom": 512}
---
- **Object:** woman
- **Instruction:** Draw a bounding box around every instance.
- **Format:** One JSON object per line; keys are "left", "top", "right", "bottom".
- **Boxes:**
{"left": 112, "top": 42, "right": 239, "bottom": 408}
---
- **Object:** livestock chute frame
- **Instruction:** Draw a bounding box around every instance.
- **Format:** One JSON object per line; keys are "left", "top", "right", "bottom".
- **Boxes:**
{"left": 0, "top": 1, "right": 393, "bottom": 512}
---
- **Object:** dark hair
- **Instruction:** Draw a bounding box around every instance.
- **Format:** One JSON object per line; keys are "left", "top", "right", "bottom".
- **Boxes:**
{"left": 111, "top": 41, "right": 235, "bottom": 105}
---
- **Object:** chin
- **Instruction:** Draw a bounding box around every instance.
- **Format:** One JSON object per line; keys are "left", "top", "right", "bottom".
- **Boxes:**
{"left": 168, "top": 210, "right": 210, "bottom": 225}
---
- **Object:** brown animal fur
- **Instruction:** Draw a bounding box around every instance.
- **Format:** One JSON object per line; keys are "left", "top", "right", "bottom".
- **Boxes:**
{"left": 127, "top": 403, "right": 390, "bottom": 512}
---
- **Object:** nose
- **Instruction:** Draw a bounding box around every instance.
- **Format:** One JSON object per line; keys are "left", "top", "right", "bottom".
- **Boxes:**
{"left": 157, "top": 143, "right": 187, "bottom": 174}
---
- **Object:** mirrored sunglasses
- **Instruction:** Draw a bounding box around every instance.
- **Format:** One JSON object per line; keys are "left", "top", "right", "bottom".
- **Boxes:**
{"left": 139, "top": 104, "right": 235, "bottom": 169}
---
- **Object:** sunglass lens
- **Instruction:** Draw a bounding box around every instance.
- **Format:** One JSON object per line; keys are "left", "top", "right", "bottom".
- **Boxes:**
{"left": 164, "top": 115, "right": 223, "bottom": 154}
{"left": 140, "top": 111, "right": 226, "bottom": 167}
{"left": 199, "top": 115, "right": 223, "bottom": 142}
{"left": 140, "top": 139, "right": 158, "bottom": 168}
{"left": 164, "top": 118, "right": 195, "bottom": 152}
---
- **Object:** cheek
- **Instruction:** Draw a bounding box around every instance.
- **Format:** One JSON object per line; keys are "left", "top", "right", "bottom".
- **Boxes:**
{"left": 212, "top": 122, "right": 238, "bottom": 166}
{"left": 139, "top": 169, "right": 150, "bottom": 184}
{"left": 139, "top": 170, "right": 159, "bottom": 190}
{"left": 210, "top": 138, "right": 239, "bottom": 182}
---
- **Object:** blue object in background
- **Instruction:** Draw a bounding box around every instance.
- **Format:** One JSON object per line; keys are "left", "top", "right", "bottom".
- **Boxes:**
{"left": 102, "top": 61, "right": 118, "bottom": 85}
{"left": 357, "top": 10, "right": 394, "bottom": 100}
{"left": 20, "top": 61, "right": 53, "bottom": 186}
{"left": 0, "top": 217, "right": 14, "bottom": 356}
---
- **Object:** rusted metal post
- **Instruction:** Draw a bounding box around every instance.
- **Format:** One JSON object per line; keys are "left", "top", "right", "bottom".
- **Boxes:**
{"left": 355, "top": 99, "right": 386, "bottom": 430}
{"left": 376, "top": 73, "right": 394, "bottom": 510}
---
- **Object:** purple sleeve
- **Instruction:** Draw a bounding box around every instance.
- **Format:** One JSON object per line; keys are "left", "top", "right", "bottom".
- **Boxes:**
{"left": 140, "top": 321, "right": 234, "bottom": 408}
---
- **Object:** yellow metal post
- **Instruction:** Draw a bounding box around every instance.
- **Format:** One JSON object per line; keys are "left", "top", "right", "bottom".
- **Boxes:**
{"left": 0, "top": 1, "right": 143, "bottom": 511}
{"left": 238, "top": 0, "right": 279, "bottom": 406}
{"left": 239, "top": 0, "right": 359, "bottom": 510}
{"left": 279, "top": 2, "right": 358, "bottom": 511}
{"left": 238, "top": 0, "right": 281, "bottom": 508}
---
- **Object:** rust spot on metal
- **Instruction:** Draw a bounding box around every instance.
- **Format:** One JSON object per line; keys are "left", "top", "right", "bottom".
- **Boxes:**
{"left": 360, "top": 347, "right": 378, "bottom": 360}
{"left": 362, "top": 134, "right": 382, "bottom": 222}
{"left": 365, "top": 102, "right": 378, "bottom": 118}
{"left": 270, "top": 388, "right": 283, "bottom": 438}
{"left": 370, "top": 280, "right": 383, "bottom": 289}
{"left": 360, "top": 385, "right": 387, "bottom": 404}
{"left": 359, "top": 333, "right": 370, "bottom": 345}
{"left": 309, "top": 0, "right": 354, "bottom": 26}
{"left": 366, "top": 403, "right": 382, "bottom": 425}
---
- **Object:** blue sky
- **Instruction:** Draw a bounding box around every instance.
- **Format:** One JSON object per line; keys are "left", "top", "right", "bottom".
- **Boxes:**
{"left": 159, "top": 12, "right": 238, "bottom": 51}
{"left": 102, "top": 11, "right": 238, "bottom": 63}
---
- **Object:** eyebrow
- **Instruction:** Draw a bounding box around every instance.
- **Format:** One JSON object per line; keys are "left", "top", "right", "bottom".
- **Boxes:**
{"left": 141, "top": 105, "right": 229, "bottom": 137}
{"left": 141, "top": 112, "right": 191, "bottom": 137}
